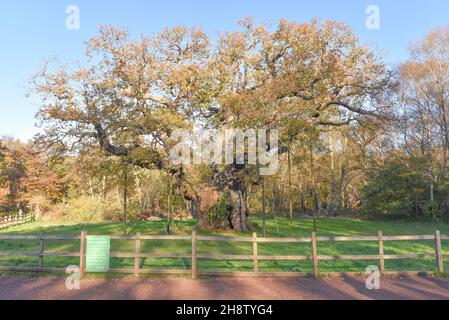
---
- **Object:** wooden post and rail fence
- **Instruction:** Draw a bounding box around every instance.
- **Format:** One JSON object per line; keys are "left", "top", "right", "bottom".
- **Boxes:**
{"left": 0, "top": 230, "right": 447, "bottom": 278}
{"left": 0, "top": 213, "right": 34, "bottom": 230}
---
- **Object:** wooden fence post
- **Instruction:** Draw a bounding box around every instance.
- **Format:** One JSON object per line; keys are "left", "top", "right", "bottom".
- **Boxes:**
{"left": 435, "top": 230, "right": 444, "bottom": 273}
{"left": 192, "top": 231, "right": 197, "bottom": 280}
{"left": 253, "top": 232, "right": 259, "bottom": 273}
{"left": 134, "top": 232, "right": 141, "bottom": 278}
{"left": 38, "top": 232, "right": 44, "bottom": 270}
{"left": 312, "top": 232, "right": 319, "bottom": 277}
{"left": 378, "top": 231, "right": 385, "bottom": 273}
{"left": 79, "top": 230, "right": 87, "bottom": 278}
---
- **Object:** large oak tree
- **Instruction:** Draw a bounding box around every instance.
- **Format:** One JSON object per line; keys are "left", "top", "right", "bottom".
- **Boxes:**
{"left": 31, "top": 19, "right": 394, "bottom": 231}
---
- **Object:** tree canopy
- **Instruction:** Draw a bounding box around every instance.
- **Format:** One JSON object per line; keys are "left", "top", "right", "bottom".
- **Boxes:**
{"left": 27, "top": 18, "right": 397, "bottom": 230}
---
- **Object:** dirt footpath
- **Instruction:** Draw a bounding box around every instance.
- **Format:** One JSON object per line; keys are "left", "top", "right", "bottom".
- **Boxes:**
{"left": 1, "top": 275, "right": 449, "bottom": 300}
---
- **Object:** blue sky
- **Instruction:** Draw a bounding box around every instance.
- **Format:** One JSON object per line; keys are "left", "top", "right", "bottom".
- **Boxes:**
{"left": 0, "top": 0, "right": 448, "bottom": 141}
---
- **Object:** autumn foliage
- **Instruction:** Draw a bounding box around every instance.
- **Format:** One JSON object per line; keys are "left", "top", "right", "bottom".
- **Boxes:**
{"left": 1, "top": 19, "right": 448, "bottom": 229}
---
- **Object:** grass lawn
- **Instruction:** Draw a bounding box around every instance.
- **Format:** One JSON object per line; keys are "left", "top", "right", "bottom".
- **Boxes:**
{"left": 1, "top": 217, "right": 449, "bottom": 275}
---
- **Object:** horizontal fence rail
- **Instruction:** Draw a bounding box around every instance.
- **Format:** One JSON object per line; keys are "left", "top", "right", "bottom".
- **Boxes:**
{"left": 0, "top": 230, "right": 447, "bottom": 278}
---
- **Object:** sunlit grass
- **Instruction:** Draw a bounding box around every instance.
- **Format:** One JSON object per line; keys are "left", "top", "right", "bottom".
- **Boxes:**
{"left": 1, "top": 217, "right": 449, "bottom": 274}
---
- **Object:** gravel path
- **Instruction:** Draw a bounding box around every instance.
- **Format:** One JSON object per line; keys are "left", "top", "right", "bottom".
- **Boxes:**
{"left": 1, "top": 275, "right": 449, "bottom": 300}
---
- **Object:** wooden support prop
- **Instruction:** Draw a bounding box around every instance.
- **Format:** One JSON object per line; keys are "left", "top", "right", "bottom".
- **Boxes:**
{"left": 435, "top": 230, "right": 444, "bottom": 273}
{"left": 253, "top": 232, "right": 259, "bottom": 273}
{"left": 192, "top": 231, "right": 197, "bottom": 280}
{"left": 79, "top": 230, "right": 87, "bottom": 278}
{"left": 378, "top": 231, "right": 385, "bottom": 273}
{"left": 134, "top": 232, "right": 141, "bottom": 278}
{"left": 312, "top": 232, "right": 319, "bottom": 277}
